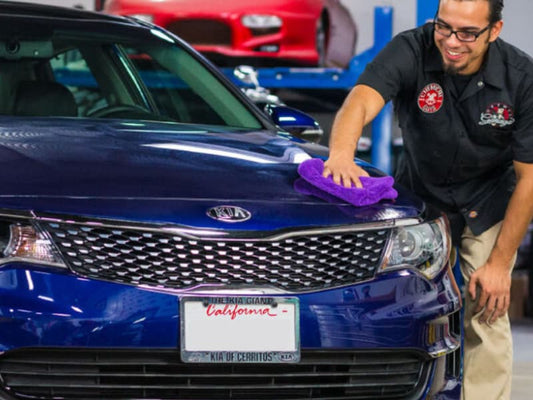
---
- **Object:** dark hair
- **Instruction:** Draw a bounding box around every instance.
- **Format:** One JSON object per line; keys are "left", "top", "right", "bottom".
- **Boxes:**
{"left": 489, "top": 0, "right": 504, "bottom": 23}
{"left": 437, "top": 0, "right": 504, "bottom": 24}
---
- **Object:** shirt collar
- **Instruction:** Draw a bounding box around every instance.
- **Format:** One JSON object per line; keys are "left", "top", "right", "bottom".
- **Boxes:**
{"left": 481, "top": 40, "right": 505, "bottom": 90}
{"left": 425, "top": 43, "right": 444, "bottom": 72}
{"left": 423, "top": 24, "right": 444, "bottom": 72}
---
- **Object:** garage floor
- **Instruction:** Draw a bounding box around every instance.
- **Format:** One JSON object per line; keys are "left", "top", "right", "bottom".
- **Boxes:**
{"left": 512, "top": 321, "right": 533, "bottom": 398}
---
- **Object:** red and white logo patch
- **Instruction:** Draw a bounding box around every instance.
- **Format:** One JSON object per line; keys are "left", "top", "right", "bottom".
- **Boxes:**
{"left": 418, "top": 83, "right": 444, "bottom": 113}
{"left": 479, "top": 102, "right": 515, "bottom": 127}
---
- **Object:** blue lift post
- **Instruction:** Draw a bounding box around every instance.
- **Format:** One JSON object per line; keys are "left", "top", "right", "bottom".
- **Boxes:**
{"left": 222, "top": 7, "right": 394, "bottom": 173}
{"left": 417, "top": 0, "right": 439, "bottom": 26}
{"left": 369, "top": 7, "right": 393, "bottom": 174}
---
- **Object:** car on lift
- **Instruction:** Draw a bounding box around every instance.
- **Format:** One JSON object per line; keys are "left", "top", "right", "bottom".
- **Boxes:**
{"left": 103, "top": 0, "right": 357, "bottom": 68}
{"left": 0, "top": 1, "right": 461, "bottom": 399}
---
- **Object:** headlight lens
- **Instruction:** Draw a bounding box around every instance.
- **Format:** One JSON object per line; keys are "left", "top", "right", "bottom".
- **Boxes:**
{"left": 381, "top": 216, "right": 451, "bottom": 279}
{"left": 241, "top": 14, "right": 282, "bottom": 29}
{"left": 1, "top": 221, "right": 66, "bottom": 267}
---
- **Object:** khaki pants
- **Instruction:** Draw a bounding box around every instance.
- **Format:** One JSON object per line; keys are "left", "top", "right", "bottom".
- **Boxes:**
{"left": 459, "top": 222, "right": 515, "bottom": 400}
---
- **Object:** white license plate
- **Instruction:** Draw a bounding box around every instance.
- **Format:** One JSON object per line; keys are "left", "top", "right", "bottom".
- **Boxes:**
{"left": 180, "top": 296, "right": 300, "bottom": 363}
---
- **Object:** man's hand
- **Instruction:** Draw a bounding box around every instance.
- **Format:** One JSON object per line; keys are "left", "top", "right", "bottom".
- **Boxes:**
{"left": 468, "top": 161, "right": 533, "bottom": 325}
{"left": 323, "top": 157, "right": 369, "bottom": 188}
{"left": 468, "top": 262, "right": 511, "bottom": 325}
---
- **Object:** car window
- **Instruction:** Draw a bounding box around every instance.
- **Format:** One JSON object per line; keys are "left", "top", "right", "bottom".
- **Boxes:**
{"left": 123, "top": 46, "right": 227, "bottom": 125}
{"left": 51, "top": 48, "right": 109, "bottom": 116}
{"left": 121, "top": 44, "right": 262, "bottom": 128}
{"left": 0, "top": 28, "right": 264, "bottom": 130}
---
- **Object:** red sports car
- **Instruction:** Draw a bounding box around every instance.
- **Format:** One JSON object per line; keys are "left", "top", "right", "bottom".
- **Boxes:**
{"left": 103, "top": 0, "right": 357, "bottom": 67}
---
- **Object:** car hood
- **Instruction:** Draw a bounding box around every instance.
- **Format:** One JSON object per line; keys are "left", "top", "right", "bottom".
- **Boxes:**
{"left": 0, "top": 118, "right": 423, "bottom": 230}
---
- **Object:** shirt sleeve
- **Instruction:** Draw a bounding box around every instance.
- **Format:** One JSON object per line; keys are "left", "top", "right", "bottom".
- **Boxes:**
{"left": 356, "top": 30, "right": 421, "bottom": 103}
{"left": 513, "top": 75, "right": 533, "bottom": 163}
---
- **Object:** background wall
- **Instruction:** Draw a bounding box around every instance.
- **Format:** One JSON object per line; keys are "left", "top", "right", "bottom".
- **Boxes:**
{"left": 341, "top": 0, "right": 532, "bottom": 57}
{"left": 498, "top": 0, "right": 532, "bottom": 56}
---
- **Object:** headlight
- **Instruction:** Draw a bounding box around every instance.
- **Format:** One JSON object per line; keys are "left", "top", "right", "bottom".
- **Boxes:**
{"left": 381, "top": 216, "right": 451, "bottom": 279}
{"left": 0, "top": 220, "right": 66, "bottom": 267}
{"left": 129, "top": 14, "right": 154, "bottom": 24}
{"left": 241, "top": 14, "right": 282, "bottom": 29}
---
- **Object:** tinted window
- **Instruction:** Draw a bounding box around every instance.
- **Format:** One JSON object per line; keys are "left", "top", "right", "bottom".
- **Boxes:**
{"left": 0, "top": 28, "right": 263, "bottom": 130}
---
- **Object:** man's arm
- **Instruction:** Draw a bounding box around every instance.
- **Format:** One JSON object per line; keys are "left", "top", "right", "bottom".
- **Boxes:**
{"left": 469, "top": 160, "right": 533, "bottom": 324}
{"left": 323, "top": 84, "right": 386, "bottom": 188}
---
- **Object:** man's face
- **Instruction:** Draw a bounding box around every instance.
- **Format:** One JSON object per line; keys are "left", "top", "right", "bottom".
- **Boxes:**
{"left": 434, "top": 0, "right": 503, "bottom": 75}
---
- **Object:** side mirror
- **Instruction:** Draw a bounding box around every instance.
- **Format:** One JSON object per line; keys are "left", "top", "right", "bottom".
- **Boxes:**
{"left": 233, "top": 66, "right": 324, "bottom": 144}
{"left": 264, "top": 104, "right": 324, "bottom": 144}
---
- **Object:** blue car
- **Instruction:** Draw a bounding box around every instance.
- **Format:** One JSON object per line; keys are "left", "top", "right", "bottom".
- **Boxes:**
{"left": 0, "top": 2, "right": 461, "bottom": 399}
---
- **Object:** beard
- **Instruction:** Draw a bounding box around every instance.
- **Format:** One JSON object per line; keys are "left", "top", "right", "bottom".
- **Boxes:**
{"left": 441, "top": 37, "right": 491, "bottom": 76}
{"left": 442, "top": 60, "right": 467, "bottom": 76}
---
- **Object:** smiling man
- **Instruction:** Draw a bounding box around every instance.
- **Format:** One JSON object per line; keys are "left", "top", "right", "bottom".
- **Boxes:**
{"left": 323, "top": 0, "right": 533, "bottom": 398}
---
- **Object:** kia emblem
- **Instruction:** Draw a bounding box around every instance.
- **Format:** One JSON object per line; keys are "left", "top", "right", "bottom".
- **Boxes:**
{"left": 207, "top": 205, "right": 251, "bottom": 223}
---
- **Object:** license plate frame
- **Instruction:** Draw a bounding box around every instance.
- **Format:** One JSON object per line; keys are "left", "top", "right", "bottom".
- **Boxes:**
{"left": 180, "top": 296, "right": 300, "bottom": 363}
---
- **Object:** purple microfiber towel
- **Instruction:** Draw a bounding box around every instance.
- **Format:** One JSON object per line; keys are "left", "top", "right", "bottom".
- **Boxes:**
{"left": 297, "top": 158, "right": 398, "bottom": 206}
{"left": 294, "top": 178, "right": 345, "bottom": 204}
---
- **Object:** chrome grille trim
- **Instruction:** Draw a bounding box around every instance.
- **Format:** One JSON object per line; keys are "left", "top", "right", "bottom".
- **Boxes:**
{"left": 35, "top": 213, "right": 411, "bottom": 240}
{"left": 37, "top": 217, "right": 392, "bottom": 293}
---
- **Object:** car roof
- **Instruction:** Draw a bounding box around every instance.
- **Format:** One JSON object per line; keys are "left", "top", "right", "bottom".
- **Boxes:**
{"left": 0, "top": 0, "right": 161, "bottom": 43}
{"left": 0, "top": 0, "right": 132, "bottom": 24}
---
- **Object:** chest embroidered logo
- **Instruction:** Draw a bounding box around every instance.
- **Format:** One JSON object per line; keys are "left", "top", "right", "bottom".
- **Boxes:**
{"left": 479, "top": 102, "right": 515, "bottom": 127}
{"left": 418, "top": 83, "right": 444, "bottom": 113}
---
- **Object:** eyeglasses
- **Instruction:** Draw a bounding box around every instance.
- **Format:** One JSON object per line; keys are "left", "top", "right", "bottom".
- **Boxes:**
{"left": 433, "top": 20, "right": 491, "bottom": 42}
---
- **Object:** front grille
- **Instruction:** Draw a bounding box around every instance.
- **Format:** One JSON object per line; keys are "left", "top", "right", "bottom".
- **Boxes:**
{"left": 166, "top": 19, "right": 231, "bottom": 45}
{"left": 0, "top": 348, "right": 431, "bottom": 399}
{"left": 43, "top": 221, "right": 389, "bottom": 292}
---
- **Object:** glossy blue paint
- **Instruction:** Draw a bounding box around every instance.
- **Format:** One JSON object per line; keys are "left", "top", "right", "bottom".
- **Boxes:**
{"left": 0, "top": 262, "right": 458, "bottom": 352}
{"left": 0, "top": 118, "right": 423, "bottom": 229}
{"left": 264, "top": 104, "right": 320, "bottom": 132}
{"left": 433, "top": 383, "right": 462, "bottom": 399}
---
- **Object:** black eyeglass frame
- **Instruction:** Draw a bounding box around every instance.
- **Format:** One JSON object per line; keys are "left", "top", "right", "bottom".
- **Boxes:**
{"left": 433, "top": 18, "right": 492, "bottom": 43}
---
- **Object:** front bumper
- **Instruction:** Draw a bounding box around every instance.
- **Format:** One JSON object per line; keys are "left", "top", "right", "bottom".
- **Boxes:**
{"left": 154, "top": 12, "right": 320, "bottom": 66}
{"left": 0, "top": 263, "right": 461, "bottom": 399}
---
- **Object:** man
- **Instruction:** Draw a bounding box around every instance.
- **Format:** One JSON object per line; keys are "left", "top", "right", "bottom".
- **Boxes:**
{"left": 323, "top": 0, "right": 533, "bottom": 398}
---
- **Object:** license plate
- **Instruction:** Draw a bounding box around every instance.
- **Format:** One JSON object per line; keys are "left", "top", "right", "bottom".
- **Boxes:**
{"left": 180, "top": 296, "right": 300, "bottom": 363}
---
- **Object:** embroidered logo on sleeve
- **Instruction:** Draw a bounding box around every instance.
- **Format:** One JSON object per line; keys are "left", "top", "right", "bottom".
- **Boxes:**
{"left": 418, "top": 83, "right": 444, "bottom": 113}
{"left": 479, "top": 103, "right": 515, "bottom": 127}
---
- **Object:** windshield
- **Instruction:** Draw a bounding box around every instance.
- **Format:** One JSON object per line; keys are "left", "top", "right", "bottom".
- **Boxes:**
{"left": 0, "top": 24, "right": 264, "bottom": 130}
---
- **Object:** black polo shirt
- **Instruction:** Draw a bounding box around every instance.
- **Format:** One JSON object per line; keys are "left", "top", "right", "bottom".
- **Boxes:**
{"left": 357, "top": 23, "right": 533, "bottom": 241}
